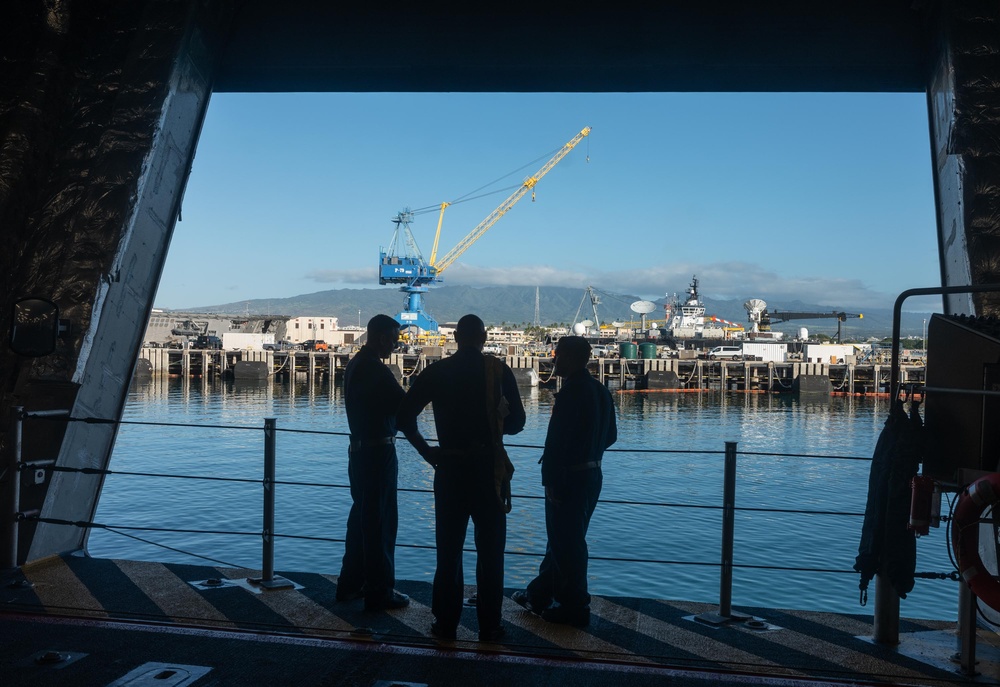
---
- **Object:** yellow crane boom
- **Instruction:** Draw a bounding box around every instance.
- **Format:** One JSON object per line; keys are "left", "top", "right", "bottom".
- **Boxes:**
{"left": 432, "top": 126, "right": 591, "bottom": 274}
{"left": 427, "top": 201, "right": 450, "bottom": 267}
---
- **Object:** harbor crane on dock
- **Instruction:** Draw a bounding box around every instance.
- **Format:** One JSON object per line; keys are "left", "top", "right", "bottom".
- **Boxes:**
{"left": 378, "top": 126, "right": 591, "bottom": 333}
{"left": 747, "top": 301, "right": 863, "bottom": 343}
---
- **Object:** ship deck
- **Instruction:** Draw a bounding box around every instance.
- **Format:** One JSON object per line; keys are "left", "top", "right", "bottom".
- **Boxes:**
{"left": 2, "top": 554, "right": 996, "bottom": 686}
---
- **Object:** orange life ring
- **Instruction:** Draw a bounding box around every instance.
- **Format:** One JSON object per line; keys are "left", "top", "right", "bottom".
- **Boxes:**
{"left": 952, "top": 472, "right": 1000, "bottom": 611}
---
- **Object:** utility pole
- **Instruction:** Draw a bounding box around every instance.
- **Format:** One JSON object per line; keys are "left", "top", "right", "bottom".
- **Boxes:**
{"left": 534, "top": 286, "right": 541, "bottom": 327}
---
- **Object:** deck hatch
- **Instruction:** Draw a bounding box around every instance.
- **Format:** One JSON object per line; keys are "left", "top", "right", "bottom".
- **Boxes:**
{"left": 105, "top": 662, "right": 211, "bottom": 686}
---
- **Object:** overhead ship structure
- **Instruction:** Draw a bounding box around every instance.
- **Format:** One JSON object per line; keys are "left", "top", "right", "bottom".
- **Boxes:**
{"left": 3, "top": 2, "right": 1000, "bottom": 667}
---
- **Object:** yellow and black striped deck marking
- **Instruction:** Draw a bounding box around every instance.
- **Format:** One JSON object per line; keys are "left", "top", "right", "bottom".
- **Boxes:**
{"left": 1, "top": 554, "right": 992, "bottom": 686}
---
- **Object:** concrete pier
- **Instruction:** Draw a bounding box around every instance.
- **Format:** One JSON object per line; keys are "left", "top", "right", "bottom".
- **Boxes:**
{"left": 138, "top": 347, "right": 923, "bottom": 396}
{"left": 139, "top": 348, "right": 350, "bottom": 385}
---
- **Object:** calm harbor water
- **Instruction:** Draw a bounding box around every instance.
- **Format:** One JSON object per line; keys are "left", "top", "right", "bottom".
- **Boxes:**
{"left": 88, "top": 375, "right": 959, "bottom": 621}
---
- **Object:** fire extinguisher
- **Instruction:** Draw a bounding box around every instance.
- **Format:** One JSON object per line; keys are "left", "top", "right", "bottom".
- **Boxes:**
{"left": 909, "top": 474, "right": 937, "bottom": 535}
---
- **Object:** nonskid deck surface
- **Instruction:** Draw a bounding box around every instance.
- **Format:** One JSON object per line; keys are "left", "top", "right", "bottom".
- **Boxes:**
{"left": 1, "top": 554, "right": 994, "bottom": 686}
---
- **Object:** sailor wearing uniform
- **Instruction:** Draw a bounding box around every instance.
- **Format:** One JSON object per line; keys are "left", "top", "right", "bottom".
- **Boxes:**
{"left": 399, "top": 314, "right": 526, "bottom": 641}
{"left": 514, "top": 335, "right": 617, "bottom": 626}
{"left": 337, "top": 314, "right": 410, "bottom": 611}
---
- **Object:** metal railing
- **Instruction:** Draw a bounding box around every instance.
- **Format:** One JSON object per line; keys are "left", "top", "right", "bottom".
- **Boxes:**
{"left": 5, "top": 405, "right": 961, "bottom": 635}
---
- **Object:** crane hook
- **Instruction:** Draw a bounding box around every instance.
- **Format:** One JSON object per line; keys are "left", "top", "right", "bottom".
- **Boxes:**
{"left": 531, "top": 189, "right": 536, "bottom": 202}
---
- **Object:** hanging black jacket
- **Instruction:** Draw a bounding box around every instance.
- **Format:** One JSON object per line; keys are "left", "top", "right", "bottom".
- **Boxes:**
{"left": 855, "top": 399, "right": 922, "bottom": 601}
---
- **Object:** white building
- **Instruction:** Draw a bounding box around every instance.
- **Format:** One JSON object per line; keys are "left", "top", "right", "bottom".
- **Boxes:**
{"left": 486, "top": 327, "right": 528, "bottom": 344}
{"left": 287, "top": 316, "right": 338, "bottom": 344}
{"left": 802, "top": 343, "right": 859, "bottom": 364}
{"left": 331, "top": 325, "right": 364, "bottom": 347}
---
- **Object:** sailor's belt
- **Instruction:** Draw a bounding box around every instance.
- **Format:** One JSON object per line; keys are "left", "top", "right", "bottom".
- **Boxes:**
{"left": 350, "top": 436, "right": 396, "bottom": 450}
{"left": 440, "top": 443, "right": 494, "bottom": 454}
{"left": 568, "top": 460, "right": 601, "bottom": 472}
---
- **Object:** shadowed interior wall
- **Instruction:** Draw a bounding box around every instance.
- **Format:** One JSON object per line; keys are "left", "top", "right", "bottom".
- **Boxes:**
{"left": 0, "top": 0, "right": 229, "bottom": 563}
{"left": 927, "top": 3, "right": 1000, "bottom": 315}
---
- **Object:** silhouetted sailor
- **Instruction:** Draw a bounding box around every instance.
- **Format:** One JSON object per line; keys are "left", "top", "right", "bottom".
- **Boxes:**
{"left": 399, "top": 314, "right": 525, "bottom": 642}
{"left": 337, "top": 314, "right": 410, "bottom": 611}
{"left": 513, "top": 335, "right": 616, "bottom": 626}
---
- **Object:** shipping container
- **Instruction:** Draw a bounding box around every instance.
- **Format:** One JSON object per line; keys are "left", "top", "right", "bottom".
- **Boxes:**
{"left": 741, "top": 342, "right": 788, "bottom": 362}
{"left": 222, "top": 332, "right": 275, "bottom": 351}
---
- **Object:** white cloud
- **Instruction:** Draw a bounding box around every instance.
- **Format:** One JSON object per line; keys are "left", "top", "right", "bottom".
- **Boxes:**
{"left": 440, "top": 261, "right": 901, "bottom": 309}
{"left": 304, "top": 260, "right": 937, "bottom": 312}
{"left": 442, "top": 264, "right": 592, "bottom": 289}
{"left": 306, "top": 268, "right": 374, "bottom": 285}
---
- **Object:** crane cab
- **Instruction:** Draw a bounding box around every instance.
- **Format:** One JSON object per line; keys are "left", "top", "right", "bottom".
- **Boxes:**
{"left": 378, "top": 252, "right": 437, "bottom": 285}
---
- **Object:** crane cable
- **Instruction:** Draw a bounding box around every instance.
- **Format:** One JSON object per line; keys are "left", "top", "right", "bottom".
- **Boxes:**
{"left": 407, "top": 185, "right": 519, "bottom": 217}
{"left": 408, "top": 144, "right": 570, "bottom": 216}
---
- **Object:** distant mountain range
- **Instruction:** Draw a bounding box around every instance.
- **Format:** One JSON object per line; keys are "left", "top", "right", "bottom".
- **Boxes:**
{"left": 177, "top": 285, "right": 934, "bottom": 339}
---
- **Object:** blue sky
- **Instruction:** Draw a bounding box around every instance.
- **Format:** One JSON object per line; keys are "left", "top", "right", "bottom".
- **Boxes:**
{"left": 156, "top": 92, "right": 941, "bottom": 312}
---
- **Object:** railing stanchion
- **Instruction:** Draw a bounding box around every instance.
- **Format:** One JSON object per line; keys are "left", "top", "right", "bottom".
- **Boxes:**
{"left": 719, "top": 440, "right": 737, "bottom": 618}
{"left": 263, "top": 417, "right": 276, "bottom": 581}
{"left": 695, "top": 440, "right": 751, "bottom": 626}
{"left": 956, "top": 576, "right": 977, "bottom": 674}
{"left": 873, "top": 570, "right": 900, "bottom": 645}
{"left": 250, "top": 418, "right": 293, "bottom": 590}
{"left": 2, "top": 407, "right": 24, "bottom": 570}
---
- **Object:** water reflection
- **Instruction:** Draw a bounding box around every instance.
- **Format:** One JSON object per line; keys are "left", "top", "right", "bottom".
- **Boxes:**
{"left": 103, "top": 378, "right": 950, "bottom": 621}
